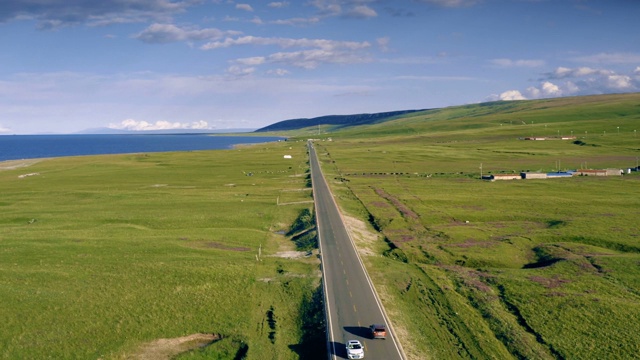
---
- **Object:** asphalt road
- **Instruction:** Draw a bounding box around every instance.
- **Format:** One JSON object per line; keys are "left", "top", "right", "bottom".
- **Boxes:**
{"left": 308, "top": 142, "right": 405, "bottom": 360}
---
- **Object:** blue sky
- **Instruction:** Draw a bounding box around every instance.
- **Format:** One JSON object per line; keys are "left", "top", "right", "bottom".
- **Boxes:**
{"left": 0, "top": 0, "right": 639, "bottom": 134}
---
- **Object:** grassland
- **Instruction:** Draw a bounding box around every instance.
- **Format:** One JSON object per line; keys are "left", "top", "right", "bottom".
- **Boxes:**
{"left": 306, "top": 93, "right": 640, "bottom": 359}
{"left": 2, "top": 93, "right": 639, "bottom": 360}
{"left": 0, "top": 142, "right": 325, "bottom": 359}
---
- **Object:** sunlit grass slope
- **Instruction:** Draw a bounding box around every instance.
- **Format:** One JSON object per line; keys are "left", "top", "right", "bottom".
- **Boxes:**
{"left": 308, "top": 93, "right": 640, "bottom": 359}
{"left": 0, "top": 142, "right": 324, "bottom": 359}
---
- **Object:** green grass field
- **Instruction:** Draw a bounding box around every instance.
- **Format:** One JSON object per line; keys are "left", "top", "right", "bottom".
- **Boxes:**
{"left": 2, "top": 93, "right": 640, "bottom": 359}
{"left": 306, "top": 93, "right": 640, "bottom": 359}
{"left": 0, "top": 143, "right": 325, "bottom": 359}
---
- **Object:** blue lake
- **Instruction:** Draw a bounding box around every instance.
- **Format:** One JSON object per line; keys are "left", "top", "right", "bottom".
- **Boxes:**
{"left": 0, "top": 134, "right": 284, "bottom": 162}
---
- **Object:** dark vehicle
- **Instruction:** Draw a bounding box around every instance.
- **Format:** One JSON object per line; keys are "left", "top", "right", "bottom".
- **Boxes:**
{"left": 369, "top": 324, "right": 387, "bottom": 339}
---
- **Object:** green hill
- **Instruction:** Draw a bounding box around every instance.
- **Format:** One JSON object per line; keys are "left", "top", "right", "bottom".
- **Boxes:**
{"left": 254, "top": 109, "right": 427, "bottom": 132}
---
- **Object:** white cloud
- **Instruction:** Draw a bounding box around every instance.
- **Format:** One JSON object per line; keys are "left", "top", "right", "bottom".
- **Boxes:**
{"left": 606, "top": 75, "right": 632, "bottom": 89}
{"left": 0, "top": 0, "right": 191, "bottom": 29}
{"left": 201, "top": 36, "right": 370, "bottom": 51}
{"left": 134, "top": 23, "right": 238, "bottom": 44}
{"left": 564, "top": 81, "right": 580, "bottom": 94}
{"left": 415, "top": 0, "right": 478, "bottom": 8}
{"left": 109, "top": 119, "right": 213, "bottom": 131}
{"left": 347, "top": 5, "right": 377, "bottom": 18}
{"left": 541, "top": 81, "right": 562, "bottom": 96}
{"left": 380, "top": 56, "right": 445, "bottom": 65}
{"left": 549, "top": 66, "right": 612, "bottom": 79}
{"left": 201, "top": 35, "right": 372, "bottom": 69}
{"left": 394, "top": 75, "right": 478, "bottom": 81}
{"left": 489, "top": 58, "right": 545, "bottom": 68}
{"left": 271, "top": 17, "right": 321, "bottom": 26}
{"left": 236, "top": 4, "right": 254, "bottom": 12}
{"left": 309, "top": 0, "right": 342, "bottom": 16}
{"left": 516, "top": 66, "right": 640, "bottom": 100}
{"left": 498, "top": 90, "right": 526, "bottom": 101}
{"left": 377, "top": 37, "right": 390, "bottom": 52}
{"left": 0, "top": 124, "right": 11, "bottom": 133}
{"left": 525, "top": 86, "right": 540, "bottom": 99}
{"left": 268, "top": 2, "right": 290, "bottom": 8}
{"left": 571, "top": 52, "right": 640, "bottom": 64}
{"left": 235, "top": 57, "right": 266, "bottom": 66}
{"left": 226, "top": 65, "right": 256, "bottom": 77}
{"left": 250, "top": 16, "right": 264, "bottom": 25}
{"left": 266, "top": 48, "right": 371, "bottom": 69}
{"left": 267, "top": 68, "right": 290, "bottom": 76}
{"left": 306, "top": 1, "right": 395, "bottom": 19}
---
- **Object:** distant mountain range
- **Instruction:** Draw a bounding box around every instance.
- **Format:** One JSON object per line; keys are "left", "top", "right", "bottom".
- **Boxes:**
{"left": 254, "top": 109, "right": 428, "bottom": 132}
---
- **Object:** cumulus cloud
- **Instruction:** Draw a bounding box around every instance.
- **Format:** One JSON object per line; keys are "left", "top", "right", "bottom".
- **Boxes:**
{"left": 498, "top": 90, "right": 526, "bottom": 101}
{"left": 109, "top": 119, "right": 212, "bottom": 131}
{"left": 499, "top": 66, "right": 640, "bottom": 102}
{"left": 0, "top": 0, "right": 190, "bottom": 29}
{"left": 606, "top": 75, "right": 633, "bottom": 89}
{"left": 540, "top": 81, "right": 561, "bottom": 96}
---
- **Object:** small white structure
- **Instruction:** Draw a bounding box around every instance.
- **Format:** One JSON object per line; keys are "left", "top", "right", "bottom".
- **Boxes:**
{"left": 283, "top": 155, "right": 292, "bottom": 159}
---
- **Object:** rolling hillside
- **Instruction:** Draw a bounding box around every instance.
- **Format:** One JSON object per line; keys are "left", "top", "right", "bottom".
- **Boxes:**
{"left": 254, "top": 109, "right": 427, "bottom": 132}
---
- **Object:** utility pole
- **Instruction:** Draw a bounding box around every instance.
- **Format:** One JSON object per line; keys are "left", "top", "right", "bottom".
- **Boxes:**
{"left": 480, "top": 163, "right": 483, "bottom": 179}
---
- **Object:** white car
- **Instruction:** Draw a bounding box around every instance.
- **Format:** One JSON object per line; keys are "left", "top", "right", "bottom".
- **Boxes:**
{"left": 346, "top": 339, "right": 364, "bottom": 359}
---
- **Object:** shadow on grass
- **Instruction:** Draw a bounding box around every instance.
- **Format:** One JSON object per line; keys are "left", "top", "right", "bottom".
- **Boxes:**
{"left": 288, "top": 285, "right": 327, "bottom": 359}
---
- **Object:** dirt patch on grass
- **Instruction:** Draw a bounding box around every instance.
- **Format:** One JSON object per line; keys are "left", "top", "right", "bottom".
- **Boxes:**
{"left": 0, "top": 159, "right": 43, "bottom": 171}
{"left": 130, "top": 333, "right": 221, "bottom": 360}
{"left": 204, "top": 242, "right": 251, "bottom": 251}
{"left": 373, "top": 187, "right": 419, "bottom": 220}
{"left": 270, "top": 250, "right": 310, "bottom": 258}
{"left": 342, "top": 214, "right": 379, "bottom": 256}
{"left": 448, "top": 239, "right": 499, "bottom": 248}
{"left": 528, "top": 275, "right": 571, "bottom": 289}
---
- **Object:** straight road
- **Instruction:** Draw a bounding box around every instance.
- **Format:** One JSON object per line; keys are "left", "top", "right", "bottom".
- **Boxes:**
{"left": 308, "top": 142, "right": 405, "bottom": 360}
